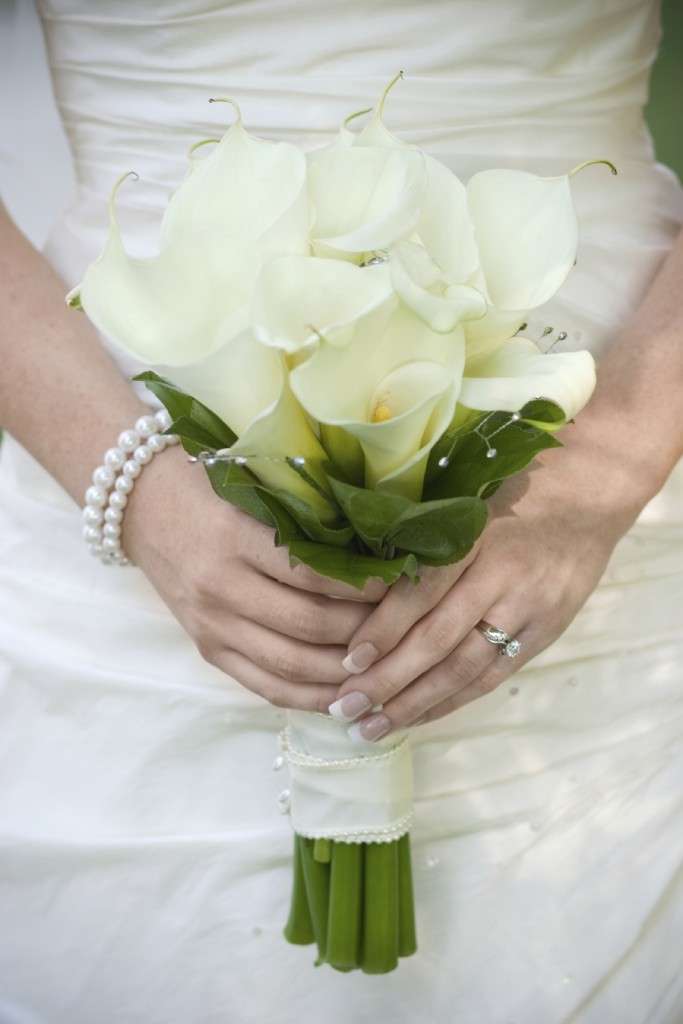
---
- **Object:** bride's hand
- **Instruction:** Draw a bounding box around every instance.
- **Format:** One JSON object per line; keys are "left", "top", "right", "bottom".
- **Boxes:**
{"left": 329, "top": 433, "right": 652, "bottom": 739}
{"left": 123, "top": 444, "right": 385, "bottom": 712}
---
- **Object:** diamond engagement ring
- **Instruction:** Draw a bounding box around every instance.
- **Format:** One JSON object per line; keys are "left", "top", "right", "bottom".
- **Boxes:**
{"left": 476, "top": 620, "right": 522, "bottom": 658}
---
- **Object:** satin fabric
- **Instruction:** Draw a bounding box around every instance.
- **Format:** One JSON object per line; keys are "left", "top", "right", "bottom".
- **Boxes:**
{"left": 1, "top": 1, "right": 682, "bottom": 1021}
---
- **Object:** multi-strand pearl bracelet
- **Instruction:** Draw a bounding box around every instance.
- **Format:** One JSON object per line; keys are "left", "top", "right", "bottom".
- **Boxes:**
{"left": 82, "top": 409, "right": 179, "bottom": 565}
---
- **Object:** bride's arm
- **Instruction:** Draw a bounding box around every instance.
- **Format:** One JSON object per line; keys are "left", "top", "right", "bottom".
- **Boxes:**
{"left": 0, "top": 203, "right": 381, "bottom": 707}
{"left": 328, "top": 227, "right": 683, "bottom": 738}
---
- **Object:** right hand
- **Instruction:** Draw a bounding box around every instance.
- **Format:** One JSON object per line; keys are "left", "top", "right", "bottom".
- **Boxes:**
{"left": 123, "top": 443, "right": 385, "bottom": 711}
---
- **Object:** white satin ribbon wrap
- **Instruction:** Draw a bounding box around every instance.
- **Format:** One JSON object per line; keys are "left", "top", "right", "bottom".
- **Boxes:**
{"left": 282, "top": 709, "right": 414, "bottom": 843}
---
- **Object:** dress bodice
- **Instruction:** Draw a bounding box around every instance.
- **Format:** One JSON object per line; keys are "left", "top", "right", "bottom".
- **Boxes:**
{"left": 39, "top": 0, "right": 660, "bottom": 202}
{"left": 35, "top": 0, "right": 682, "bottom": 377}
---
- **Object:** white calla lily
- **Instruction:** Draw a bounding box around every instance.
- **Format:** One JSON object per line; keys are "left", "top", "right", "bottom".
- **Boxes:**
{"left": 467, "top": 169, "right": 579, "bottom": 313}
{"left": 75, "top": 105, "right": 309, "bottom": 368}
{"left": 390, "top": 240, "right": 486, "bottom": 333}
{"left": 460, "top": 336, "right": 596, "bottom": 420}
{"left": 307, "top": 144, "right": 425, "bottom": 257}
{"left": 161, "top": 331, "right": 334, "bottom": 519}
{"left": 291, "top": 301, "right": 465, "bottom": 497}
{"left": 251, "top": 255, "right": 393, "bottom": 352}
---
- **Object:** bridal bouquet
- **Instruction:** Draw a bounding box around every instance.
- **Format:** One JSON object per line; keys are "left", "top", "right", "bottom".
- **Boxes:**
{"left": 69, "top": 73, "right": 610, "bottom": 973}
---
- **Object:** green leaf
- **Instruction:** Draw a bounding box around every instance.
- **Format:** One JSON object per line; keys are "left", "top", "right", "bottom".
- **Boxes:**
{"left": 268, "top": 489, "right": 354, "bottom": 548}
{"left": 425, "top": 412, "right": 562, "bottom": 501}
{"left": 387, "top": 497, "right": 487, "bottom": 564}
{"left": 287, "top": 541, "right": 420, "bottom": 590}
{"left": 518, "top": 398, "right": 566, "bottom": 431}
{"left": 326, "top": 476, "right": 412, "bottom": 556}
{"left": 134, "top": 371, "right": 236, "bottom": 447}
{"left": 205, "top": 460, "right": 279, "bottom": 529}
{"left": 168, "top": 415, "right": 228, "bottom": 451}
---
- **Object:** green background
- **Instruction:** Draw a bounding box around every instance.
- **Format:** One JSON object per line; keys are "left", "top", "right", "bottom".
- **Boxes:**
{"left": 646, "top": 0, "right": 682, "bottom": 179}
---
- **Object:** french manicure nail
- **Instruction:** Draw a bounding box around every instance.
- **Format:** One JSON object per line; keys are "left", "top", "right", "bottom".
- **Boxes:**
{"left": 347, "top": 713, "right": 391, "bottom": 743}
{"left": 341, "top": 641, "right": 378, "bottom": 675}
{"left": 328, "top": 691, "right": 372, "bottom": 722}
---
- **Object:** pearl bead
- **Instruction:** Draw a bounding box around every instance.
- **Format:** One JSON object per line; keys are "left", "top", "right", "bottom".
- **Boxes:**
{"left": 109, "top": 491, "right": 128, "bottom": 510}
{"left": 104, "top": 447, "right": 126, "bottom": 471}
{"left": 102, "top": 522, "right": 121, "bottom": 539}
{"left": 83, "top": 525, "right": 101, "bottom": 544}
{"left": 118, "top": 429, "right": 140, "bottom": 453}
{"left": 155, "top": 408, "right": 172, "bottom": 431}
{"left": 134, "top": 414, "right": 158, "bottom": 439}
{"left": 92, "top": 464, "right": 116, "bottom": 489}
{"left": 90, "top": 543, "right": 104, "bottom": 557}
{"left": 133, "top": 444, "right": 152, "bottom": 465}
{"left": 115, "top": 474, "right": 134, "bottom": 495}
{"left": 165, "top": 434, "right": 180, "bottom": 446}
{"left": 147, "top": 433, "right": 167, "bottom": 454}
{"left": 122, "top": 458, "right": 141, "bottom": 479}
{"left": 104, "top": 506, "right": 123, "bottom": 524}
{"left": 102, "top": 537, "right": 120, "bottom": 553}
{"left": 83, "top": 506, "right": 103, "bottom": 527}
{"left": 85, "top": 485, "right": 108, "bottom": 508}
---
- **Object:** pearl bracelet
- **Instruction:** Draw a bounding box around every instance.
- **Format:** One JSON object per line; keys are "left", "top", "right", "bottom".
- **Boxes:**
{"left": 82, "top": 408, "right": 179, "bottom": 566}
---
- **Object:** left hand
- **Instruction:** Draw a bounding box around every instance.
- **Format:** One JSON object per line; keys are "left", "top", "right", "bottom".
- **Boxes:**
{"left": 328, "top": 430, "right": 649, "bottom": 739}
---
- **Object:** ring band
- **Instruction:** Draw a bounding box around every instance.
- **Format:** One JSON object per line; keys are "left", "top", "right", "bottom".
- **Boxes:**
{"left": 476, "top": 620, "right": 522, "bottom": 658}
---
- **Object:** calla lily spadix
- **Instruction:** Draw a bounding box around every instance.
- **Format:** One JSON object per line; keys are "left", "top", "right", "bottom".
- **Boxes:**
{"left": 291, "top": 300, "right": 466, "bottom": 498}
{"left": 460, "top": 336, "right": 596, "bottom": 421}
{"left": 72, "top": 99, "right": 310, "bottom": 368}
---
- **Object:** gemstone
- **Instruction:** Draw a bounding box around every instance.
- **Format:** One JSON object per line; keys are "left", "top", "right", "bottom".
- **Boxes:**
{"left": 504, "top": 639, "right": 521, "bottom": 658}
{"left": 272, "top": 755, "right": 285, "bottom": 772}
{"left": 486, "top": 447, "right": 497, "bottom": 459}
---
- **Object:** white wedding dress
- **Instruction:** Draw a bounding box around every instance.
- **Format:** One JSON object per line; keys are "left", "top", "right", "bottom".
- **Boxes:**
{"left": 1, "top": 1, "right": 682, "bottom": 1021}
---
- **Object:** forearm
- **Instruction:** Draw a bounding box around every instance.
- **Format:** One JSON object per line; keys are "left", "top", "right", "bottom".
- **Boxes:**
{"left": 558, "top": 226, "right": 683, "bottom": 511}
{"left": 0, "top": 203, "right": 147, "bottom": 504}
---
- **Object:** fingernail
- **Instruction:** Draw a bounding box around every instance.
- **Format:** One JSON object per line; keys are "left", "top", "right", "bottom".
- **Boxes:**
{"left": 347, "top": 713, "right": 391, "bottom": 743}
{"left": 328, "top": 691, "right": 372, "bottom": 722}
{"left": 342, "top": 641, "right": 378, "bottom": 675}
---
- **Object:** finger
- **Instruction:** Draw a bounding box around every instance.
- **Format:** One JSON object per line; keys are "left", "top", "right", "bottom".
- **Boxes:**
{"left": 417, "top": 619, "right": 536, "bottom": 725}
{"left": 226, "top": 615, "right": 350, "bottom": 685}
{"left": 232, "top": 568, "right": 373, "bottom": 646}
{"left": 341, "top": 550, "right": 479, "bottom": 674}
{"left": 330, "top": 568, "right": 501, "bottom": 718}
{"left": 343, "top": 604, "right": 526, "bottom": 739}
{"left": 239, "top": 519, "right": 387, "bottom": 603}
{"left": 214, "top": 647, "right": 340, "bottom": 714}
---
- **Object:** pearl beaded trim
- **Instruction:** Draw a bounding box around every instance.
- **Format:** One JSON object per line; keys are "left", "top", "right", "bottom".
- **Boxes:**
{"left": 291, "top": 812, "right": 414, "bottom": 844}
{"left": 278, "top": 725, "right": 409, "bottom": 770}
{"left": 82, "top": 409, "right": 179, "bottom": 566}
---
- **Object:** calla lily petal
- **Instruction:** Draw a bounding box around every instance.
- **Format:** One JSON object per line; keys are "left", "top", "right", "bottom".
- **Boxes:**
{"left": 391, "top": 241, "right": 486, "bottom": 333}
{"left": 419, "top": 156, "right": 479, "bottom": 283}
{"left": 161, "top": 110, "right": 310, "bottom": 255}
{"left": 308, "top": 145, "right": 426, "bottom": 256}
{"left": 467, "top": 169, "right": 578, "bottom": 311}
{"left": 162, "top": 332, "right": 333, "bottom": 519}
{"left": 460, "top": 337, "right": 596, "bottom": 420}
{"left": 251, "top": 255, "right": 393, "bottom": 352}
{"left": 291, "top": 302, "right": 465, "bottom": 497}
{"left": 77, "top": 117, "right": 309, "bottom": 368}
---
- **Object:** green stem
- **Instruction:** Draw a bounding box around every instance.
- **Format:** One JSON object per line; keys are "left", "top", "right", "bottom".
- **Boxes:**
{"left": 283, "top": 834, "right": 315, "bottom": 946}
{"left": 299, "top": 836, "right": 332, "bottom": 963}
{"left": 326, "top": 841, "right": 364, "bottom": 970}
{"left": 313, "top": 837, "right": 332, "bottom": 863}
{"left": 397, "top": 833, "right": 418, "bottom": 957}
{"left": 361, "top": 840, "right": 399, "bottom": 974}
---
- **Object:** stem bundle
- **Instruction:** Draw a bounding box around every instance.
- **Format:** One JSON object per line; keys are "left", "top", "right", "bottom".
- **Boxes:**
{"left": 283, "top": 832, "right": 417, "bottom": 973}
